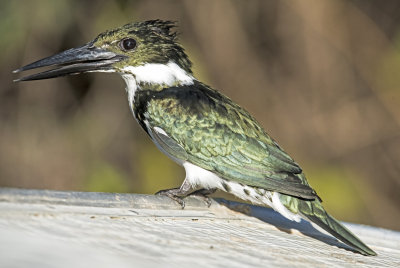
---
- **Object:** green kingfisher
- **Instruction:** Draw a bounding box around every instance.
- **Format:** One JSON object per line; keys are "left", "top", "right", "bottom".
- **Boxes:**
{"left": 13, "top": 20, "right": 376, "bottom": 256}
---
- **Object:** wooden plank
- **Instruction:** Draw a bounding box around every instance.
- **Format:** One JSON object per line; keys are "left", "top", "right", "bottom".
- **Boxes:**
{"left": 0, "top": 187, "right": 399, "bottom": 267}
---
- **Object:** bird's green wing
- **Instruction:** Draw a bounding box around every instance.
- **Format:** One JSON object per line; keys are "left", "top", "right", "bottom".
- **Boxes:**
{"left": 141, "top": 83, "right": 318, "bottom": 200}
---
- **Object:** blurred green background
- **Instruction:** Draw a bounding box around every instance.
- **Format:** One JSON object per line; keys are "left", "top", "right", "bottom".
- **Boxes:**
{"left": 1, "top": 0, "right": 400, "bottom": 230}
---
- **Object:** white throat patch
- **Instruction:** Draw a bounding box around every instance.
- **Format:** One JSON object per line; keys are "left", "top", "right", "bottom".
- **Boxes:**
{"left": 122, "top": 61, "right": 194, "bottom": 87}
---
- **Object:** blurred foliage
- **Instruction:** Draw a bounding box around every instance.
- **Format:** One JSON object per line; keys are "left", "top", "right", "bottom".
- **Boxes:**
{"left": 85, "top": 161, "right": 130, "bottom": 193}
{"left": 1, "top": 0, "right": 400, "bottom": 231}
{"left": 135, "top": 139, "right": 185, "bottom": 194}
{"left": 305, "top": 164, "right": 367, "bottom": 221}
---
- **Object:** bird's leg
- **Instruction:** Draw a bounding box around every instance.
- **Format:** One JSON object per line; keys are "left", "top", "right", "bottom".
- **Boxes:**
{"left": 155, "top": 179, "right": 193, "bottom": 209}
{"left": 188, "top": 188, "right": 217, "bottom": 207}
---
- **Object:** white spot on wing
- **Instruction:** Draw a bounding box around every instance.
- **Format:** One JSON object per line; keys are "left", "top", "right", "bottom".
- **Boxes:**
{"left": 153, "top": 126, "right": 168, "bottom": 136}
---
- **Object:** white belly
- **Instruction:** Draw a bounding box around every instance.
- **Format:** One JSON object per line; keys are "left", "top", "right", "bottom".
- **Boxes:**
{"left": 183, "top": 162, "right": 301, "bottom": 222}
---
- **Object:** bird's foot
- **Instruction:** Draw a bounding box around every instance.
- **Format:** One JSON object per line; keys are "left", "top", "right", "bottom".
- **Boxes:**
{"left": 188, "top": 188, "right": 217, "bottom": 207}
{"left": 156, "top": 188, "right": 186, "bottom": 209}
{"left": 155, "top": 187, "right": 217, "bottom": 209}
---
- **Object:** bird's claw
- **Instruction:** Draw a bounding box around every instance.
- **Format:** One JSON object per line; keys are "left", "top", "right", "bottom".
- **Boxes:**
{"left": 156, "top": 189, "right": 185, "bottom": 209}
{"left": 188, "top": 188, "right": 216, "bottom": 207}
{"left": 155, "top": 187, "right": 216, "bottom": 209}
{"left": 193, "top": 194, "right": 212, "bottom": 207}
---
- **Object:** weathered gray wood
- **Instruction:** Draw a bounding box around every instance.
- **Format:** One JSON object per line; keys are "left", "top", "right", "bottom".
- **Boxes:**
{"left": 0, "top": 187, "right": 399, "bottom": 268}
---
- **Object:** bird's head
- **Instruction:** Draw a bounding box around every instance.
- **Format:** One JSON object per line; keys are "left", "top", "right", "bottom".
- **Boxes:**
{"left": 14, "top": 20, "right": 194, "bottom": 87}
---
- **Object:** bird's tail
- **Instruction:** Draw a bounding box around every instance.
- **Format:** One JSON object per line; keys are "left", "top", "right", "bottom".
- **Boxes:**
{"left": 282, "top": 196, "right": 377, "bottom": 256}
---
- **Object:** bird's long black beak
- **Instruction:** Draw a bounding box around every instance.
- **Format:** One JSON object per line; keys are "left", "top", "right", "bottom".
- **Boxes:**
{"left": 13, "top": 43, "right": 127, "bottom": 82}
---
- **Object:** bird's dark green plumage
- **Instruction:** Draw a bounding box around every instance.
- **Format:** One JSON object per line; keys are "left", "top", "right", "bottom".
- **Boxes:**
{"left": 13, "top": 19, "right": 376, "bottom": 256}
{"left": 135, "top": 81, "right": 318, "bottom": 200}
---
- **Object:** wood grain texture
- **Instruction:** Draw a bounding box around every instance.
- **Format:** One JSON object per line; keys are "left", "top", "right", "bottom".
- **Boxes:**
{"left": 0, "top": 188, "right": 399, "bottom": 268}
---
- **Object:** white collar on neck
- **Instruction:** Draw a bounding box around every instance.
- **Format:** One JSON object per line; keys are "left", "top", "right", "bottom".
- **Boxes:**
{"left": 120, "top": 61, "right": 194, "bottom": 112}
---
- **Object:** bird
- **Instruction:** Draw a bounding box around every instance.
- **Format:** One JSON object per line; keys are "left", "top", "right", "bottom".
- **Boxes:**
{"left": 13, "top": 20, "right": 376, "bottom": 256}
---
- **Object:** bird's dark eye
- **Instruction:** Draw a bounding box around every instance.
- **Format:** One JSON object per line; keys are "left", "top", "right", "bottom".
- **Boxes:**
{"left": 120, "top": 38, "right": 137, "bottom": 51}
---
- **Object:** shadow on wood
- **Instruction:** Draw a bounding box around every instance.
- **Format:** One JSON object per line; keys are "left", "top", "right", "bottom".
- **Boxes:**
{"left": 216, "top": 199, "right": 357, "bottom": 254}
{"left": 0, "top": 187, "right": 399, "bottom": 268}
